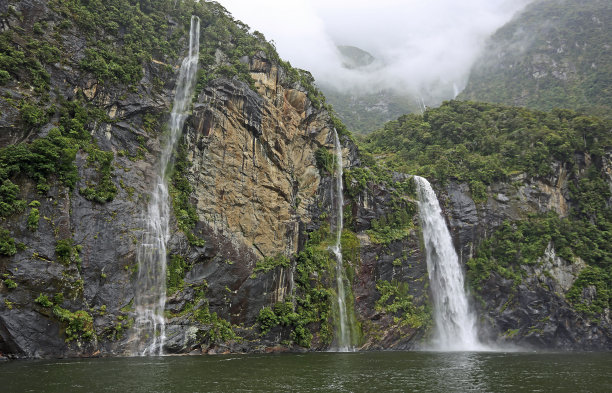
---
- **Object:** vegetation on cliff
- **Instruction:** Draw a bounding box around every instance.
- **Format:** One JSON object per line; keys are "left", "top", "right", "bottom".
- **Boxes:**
{"left": 460, "top": 0, "right": 612, "bottom": 118}
{"left": 362, "top": 100, "right": 611, "bottom": 200}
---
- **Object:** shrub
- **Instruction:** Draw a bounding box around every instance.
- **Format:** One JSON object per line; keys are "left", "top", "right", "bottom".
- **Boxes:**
{"left": 257, "top": 307, "right": 279, "bottom": 334}
{"left": 35, "top": 293, "right": 53, "bottom": 308}
{"left": 27, "top": 208, "right": 40, "bottom": 231}
{"left": 0, "top": 70, "right": 10, "bottom": 85}
{"left": 0, "top": 229, "right": 16, "bottom": 256}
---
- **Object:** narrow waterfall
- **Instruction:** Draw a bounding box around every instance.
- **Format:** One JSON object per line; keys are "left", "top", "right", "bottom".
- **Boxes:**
{"left": 331, "top": 130, "right": 353, "bottom": 352}
{"left": 132, "top": 16, "right": 200, "bottom": 356}
{"left": 414, "top": 176, "right": 483, "bottom": 351}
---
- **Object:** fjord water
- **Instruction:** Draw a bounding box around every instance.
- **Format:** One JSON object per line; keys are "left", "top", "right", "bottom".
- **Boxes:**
{"left": 2, "top": 352, "right": 610, "bottom": 392}
{"left": 132, "top": 16, "right": 200, "bottom": 356}
{"left": 331, "top": 129, "right": 352, "bottom": 352}
{"left": 414, "top": 176, "right": 483, "bottom": 350}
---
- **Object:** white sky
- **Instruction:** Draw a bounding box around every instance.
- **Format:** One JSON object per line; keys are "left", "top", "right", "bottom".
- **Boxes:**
{"left": 217, "top": 0, "right": 532, "bottom": 96}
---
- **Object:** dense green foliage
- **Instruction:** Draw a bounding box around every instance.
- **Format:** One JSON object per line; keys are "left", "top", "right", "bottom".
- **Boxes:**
{"left": 55, "top": 238, "right": 82, "bottom": 268}
{"left": 53, "top": 307, "right": 95, "bottom": 342}
{"left": 26, "top": 201, "right": 41, "bottom": 231}
{"left": 0, "top": 98, "right": 116, "bottom": 229}
{"left": 166, "top": 254, "right": 189, "bottom": 296}
{"left": 35, "top": 293, "right": 94, "bottom": 342}
{"left": 363, "top": 96, "right": 611, "bottom": 319}
{"left": 0, "top": 229, "right": 17, "bottom": 256}
{"left": 363, "top": 101, "right": 611, "bottom": 197}
{"left": 0, "top": 31, "right": 52, "bottom": 94}
{"left": 366, "top": 200, "right": 416, "bottom": 246}
{"left": 461, "top": 0, "right": 612, "bottom": 118}
{"left": 315, "top": 147, "right": 336, "bottom": 176}
{"left": 375, "top": 280, "right": 431, "bottom": 329}
{"left": 256, "top": 224, "right": 362, "bottom": 348}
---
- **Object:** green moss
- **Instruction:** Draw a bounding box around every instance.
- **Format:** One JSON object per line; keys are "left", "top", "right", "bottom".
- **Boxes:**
{"left": 504, "top": 328, "right": 520, "bottom": 339}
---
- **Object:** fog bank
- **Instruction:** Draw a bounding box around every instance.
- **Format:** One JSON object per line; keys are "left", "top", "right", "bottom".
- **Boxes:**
{"left": 218, "top": 0, "right": 532, "bottom": 97}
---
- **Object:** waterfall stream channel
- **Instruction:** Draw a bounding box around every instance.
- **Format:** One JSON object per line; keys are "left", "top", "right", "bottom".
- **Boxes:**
{"left": 132, "top": 16, "right": 200, "bottom": 356}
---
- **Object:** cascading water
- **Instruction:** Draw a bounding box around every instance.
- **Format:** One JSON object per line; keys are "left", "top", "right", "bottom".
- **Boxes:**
{"left": 331, "top": 129, "right": 353, "bottom": 352}
{"left": 414, "top": 176, "right": 484, "bottom": 351}
{"left": 132, "top": 16, "right": 200, "bottom": 356}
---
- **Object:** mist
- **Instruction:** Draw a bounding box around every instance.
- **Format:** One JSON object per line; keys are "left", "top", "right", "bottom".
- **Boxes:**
{"left": 217, "top": 0, "right": 532, "bottom": 98}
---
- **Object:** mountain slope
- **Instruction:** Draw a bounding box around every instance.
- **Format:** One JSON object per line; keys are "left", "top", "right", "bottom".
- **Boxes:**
{"left": 460, "top": 0, "right": 612, "bottom": 117}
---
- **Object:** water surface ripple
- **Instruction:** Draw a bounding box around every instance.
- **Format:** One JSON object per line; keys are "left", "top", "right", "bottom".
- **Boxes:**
{"left": 1, "top": 351, "right": 610, "bottom": 392}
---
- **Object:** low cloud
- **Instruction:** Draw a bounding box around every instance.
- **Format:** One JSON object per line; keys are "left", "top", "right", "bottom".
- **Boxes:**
{"left": 217, "top": 0, "right": 532, "bottom": 99}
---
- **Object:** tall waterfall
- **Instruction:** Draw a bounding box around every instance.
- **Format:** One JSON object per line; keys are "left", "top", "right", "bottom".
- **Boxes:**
{"left": 132, "top": 16, "right": 200, "bottom": 356}
{"left": 331, "top": 129, "right": 353, "bottom": 352}
{"left": 414, "top": 176, "right": 483, "bottom": 351}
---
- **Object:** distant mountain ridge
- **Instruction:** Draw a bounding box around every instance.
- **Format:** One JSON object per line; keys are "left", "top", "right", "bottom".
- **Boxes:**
{"left": 460, "top": 0, "right": 612, "bottom": 117}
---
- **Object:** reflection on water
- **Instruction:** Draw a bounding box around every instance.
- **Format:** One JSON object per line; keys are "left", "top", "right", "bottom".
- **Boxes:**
{"left": 427, "top": 352, "right": 488, "bottom": 392}
{"left": 1, "top": 351, "right": 610, "bottom": 392}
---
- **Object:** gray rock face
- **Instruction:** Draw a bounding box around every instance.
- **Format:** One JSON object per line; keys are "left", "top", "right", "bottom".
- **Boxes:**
{"left": 443, "top": 153, "right": 612, "bottom": 350}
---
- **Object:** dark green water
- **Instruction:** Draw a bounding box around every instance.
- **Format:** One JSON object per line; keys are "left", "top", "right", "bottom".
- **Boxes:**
{"left": 1, "top": 351, "right": 610, "bottom": 392}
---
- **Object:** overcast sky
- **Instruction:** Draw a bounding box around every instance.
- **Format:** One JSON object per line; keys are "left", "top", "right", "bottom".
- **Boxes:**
{"left": 217, "top": 0, "right": 532, "bottom": 96}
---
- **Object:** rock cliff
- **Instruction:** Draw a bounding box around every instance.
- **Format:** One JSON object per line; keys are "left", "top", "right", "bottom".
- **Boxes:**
{"left": 0, "top": 0, "right": 427, "bottom": 357}
{"left": 443, "top": 151, "right": 612, "bottom": 350}
{"left": 0, "top": 0, "right": 610, "bottom": 358}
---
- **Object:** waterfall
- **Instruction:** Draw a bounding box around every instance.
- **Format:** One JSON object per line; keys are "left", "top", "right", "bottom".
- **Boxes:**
{"left": 331, "top": 129, "right": 353, "bottom": 352}
{"left": 414, "top": 176, "right": 484, "bottom": 351}
{"left": 132, "top": 16, "right": 200, "bottom": 356}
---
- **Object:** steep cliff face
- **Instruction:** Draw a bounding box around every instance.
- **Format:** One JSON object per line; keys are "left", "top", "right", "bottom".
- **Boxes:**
{"left": 443, "top": 152, "right": 612, "bottom": 350}
{"left": 0, "top": 0, "right": 429, "bottom": 358}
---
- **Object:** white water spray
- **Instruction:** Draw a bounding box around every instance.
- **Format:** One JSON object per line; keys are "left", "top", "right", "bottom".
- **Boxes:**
{"left": 331, "top": 129, "right": 353, "bottom": 352}
{"left": 132, "top": 16, "right": 200, "bottom": 356}
{"left": 414, "top": 176, "right": 484, "bottom": 351}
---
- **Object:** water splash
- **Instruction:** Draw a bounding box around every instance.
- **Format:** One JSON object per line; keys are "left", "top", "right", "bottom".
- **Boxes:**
{"left": 414, "top": 176, "right": 484, "bottom": 351}
{"left": 331, "top": 129, "right": 353, "bottom": 352}
{"left": 132, "top": 16, "right": 200, "bottom": 356}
